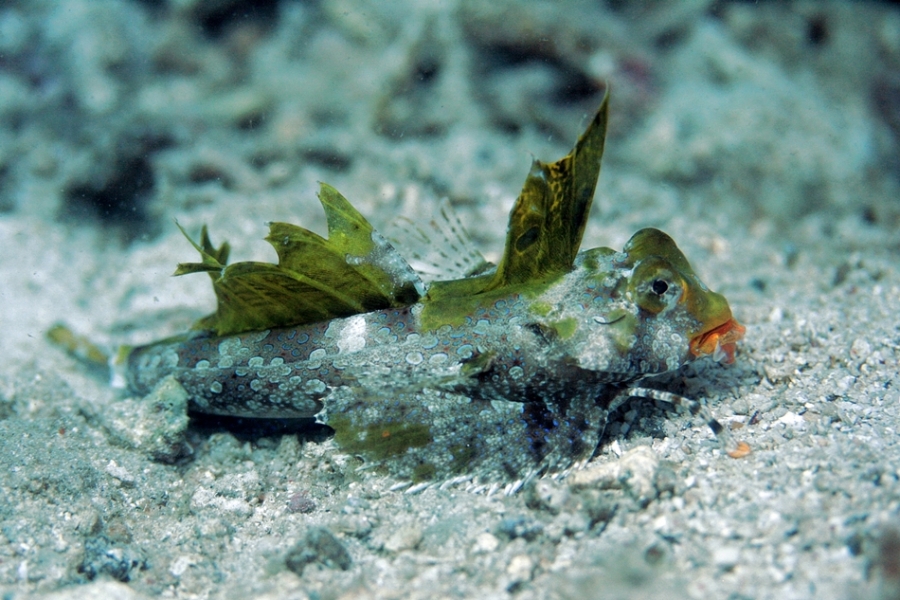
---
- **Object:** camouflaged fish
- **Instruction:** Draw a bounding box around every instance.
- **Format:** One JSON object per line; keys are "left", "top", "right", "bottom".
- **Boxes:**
{"left": 124, "top": 91, "right": 746, "bottom": 484}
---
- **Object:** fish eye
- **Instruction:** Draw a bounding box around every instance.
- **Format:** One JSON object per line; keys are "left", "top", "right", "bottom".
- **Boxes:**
{"left": 630, "top": 259, "right": 686, "bottom": 315}
{"left": 651, "top": 279, "right": 669, "bottom": 296}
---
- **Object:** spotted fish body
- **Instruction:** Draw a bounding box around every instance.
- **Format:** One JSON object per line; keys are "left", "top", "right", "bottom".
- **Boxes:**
{"left": 125, "top": 91, "right": 746, "bottom": 482}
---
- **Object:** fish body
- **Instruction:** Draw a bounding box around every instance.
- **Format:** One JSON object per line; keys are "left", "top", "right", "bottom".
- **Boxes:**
{"left": 123, "top": 90, "right": 746, "bottom": 481}
{"left": 127, "top": 232, "right": 743, "bottom": 480}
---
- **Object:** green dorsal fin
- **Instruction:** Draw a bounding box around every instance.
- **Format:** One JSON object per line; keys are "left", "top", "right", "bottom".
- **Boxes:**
{"left": 174, "top": 182, "right": 424, "bottom": 336}
{"left": 485, "top": 89, "right": 609, "bottom": 290}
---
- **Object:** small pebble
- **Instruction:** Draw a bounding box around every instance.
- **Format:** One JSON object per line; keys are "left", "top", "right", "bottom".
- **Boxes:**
{"left": 713, "top": 546, "right": 741, "bottom": 570}
{"left": 384, "top": 524, "right": 423, "bottom": 553}
{"left": 288, "top": 492, "right": 316, "bottom": 514}
{"left": 569, "top": 446, "right": 660, "bottom": 505}
{"left": 472, "top": 532, "right": 500, "bottom": 554}
{"left": 506, "top": 554, "right": 534, "bottom": 585}
{"left": 497, "top": 516, "right": 543, "bottom": 541}
{"left": 285, "top": 527, "right": 352, "bottom": 574}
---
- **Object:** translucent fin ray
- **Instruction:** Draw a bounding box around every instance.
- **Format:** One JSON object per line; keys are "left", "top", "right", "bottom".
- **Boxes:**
{"left": 387, "top": 198, "right": 489, "bottom": 282}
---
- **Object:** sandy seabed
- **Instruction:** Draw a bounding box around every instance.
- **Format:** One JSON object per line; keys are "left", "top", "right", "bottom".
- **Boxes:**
{"left": 2, "top": 1, "right": 900, "bottom": 598}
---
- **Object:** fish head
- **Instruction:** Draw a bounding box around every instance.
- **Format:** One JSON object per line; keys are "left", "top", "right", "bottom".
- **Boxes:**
{"left": 553, "top": 228, "right": 744, "bottom": 376}
{"left": 621, "top": 228, "right": 744, "bottom": 366}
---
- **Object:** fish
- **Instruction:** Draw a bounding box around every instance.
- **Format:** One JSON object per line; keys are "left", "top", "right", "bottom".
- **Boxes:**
{"left": 123, "top": 90, "right": 746, "bottom": 484}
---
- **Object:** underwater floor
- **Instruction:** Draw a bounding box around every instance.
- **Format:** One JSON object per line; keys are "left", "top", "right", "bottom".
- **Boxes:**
{"left": 1, "top": 1, "right": 900, "bottom": 598}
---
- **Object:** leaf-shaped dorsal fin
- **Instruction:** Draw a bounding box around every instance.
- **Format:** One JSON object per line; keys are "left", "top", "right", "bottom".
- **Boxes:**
{"left": 175, "top": 183, "right": 424, "bottom": 336}
{"left": 270, "top": 183, "right": 424, "bottom": 303}
{"left": 485, "top": 89, "right": 609, "bottom": 290}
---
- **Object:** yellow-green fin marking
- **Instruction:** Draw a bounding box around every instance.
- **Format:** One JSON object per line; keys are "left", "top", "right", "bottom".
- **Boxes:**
{"left": 175, "top": 183, "right": 423, "bottom": 336}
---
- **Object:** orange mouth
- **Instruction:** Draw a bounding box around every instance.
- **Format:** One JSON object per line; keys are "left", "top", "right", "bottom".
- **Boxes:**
{"left": 689, "top": 318, "right": 746, "bottom": 364}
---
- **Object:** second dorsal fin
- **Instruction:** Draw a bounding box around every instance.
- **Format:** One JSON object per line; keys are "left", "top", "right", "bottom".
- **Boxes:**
{"left": 485, "top": 89, "right": 609, "bottom": 290}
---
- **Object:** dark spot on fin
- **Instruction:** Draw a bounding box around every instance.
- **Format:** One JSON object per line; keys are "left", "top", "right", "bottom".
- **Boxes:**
{"left": 515, "top": 226, "right": 540, "bottom": 252}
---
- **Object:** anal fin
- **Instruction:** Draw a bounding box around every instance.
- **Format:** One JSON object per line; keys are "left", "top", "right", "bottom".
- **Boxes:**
{"left": 320, "top": 386, "right": 610, "bottom": 485}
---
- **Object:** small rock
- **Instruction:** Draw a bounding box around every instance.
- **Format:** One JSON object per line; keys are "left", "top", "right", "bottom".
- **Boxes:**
{"left": 730, "top": 396, "right": 751, "bottom": 416}
{"left": 526, "top": 479, "right": 570, "bottom": 515}
{"left": 712, "top": 546, "right": 741, "bottom": 570}
{"left": 506, "top": 554, "right": 534, "bottom": 584}
{"left": 169, "top": 555, "right": 196, "bottom": 578}
{"left": 497, "top": 516, "right": 543, "bottom": 541}
{"left": 99, "top": 376, "right": 190, "bottom": 463}
{"left": 569, "top": 446, "right": 661, "bottom": 505}
{"left": 276, "top": 435, "right": 302, "bottom": 462}
{"left": 334, "top": 514, "right": 375, "bottom": 539}
{"left": 654, "top": 463, "right": 679, "bottom": 497}
{"left": 576, "top": 490, "right": 619, "bottom": 529}
{"left": 78, "top": 535, "right": 148, "bottom": 583}
{"left": 190, "top": 487, "right": 252, "bottom": 517}
{"left": 850, "top": 337, "right": 872, "bottom": 361}
{"left": 190, "top": 471, "right": 261, "bottom": 517}
{"left": 472, "top": 532, "right": 500, "bottom": 554}
{"left": 287, "top": 491, "right": 316, "bottom": 514}
{"left": 556, "top": 511, "right": 591, "bottom": 536}
{"left": 104, "top": 460, "right": 135, "bottom": 486}
{"left": 285, "top": 527, "right": 352, "bottom": 574}
{"left": 384, "top": 524, "right": 423, "bottom": 553}
{"left": 775, "top": 411, "right": 806, "bottom": 430}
